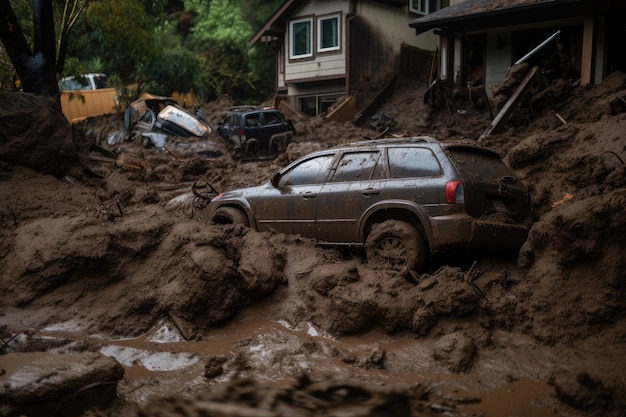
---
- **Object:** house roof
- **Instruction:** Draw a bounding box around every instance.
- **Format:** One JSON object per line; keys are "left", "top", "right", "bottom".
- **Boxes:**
{"left": 250, "top": 0, "right": 406, "bottom": 47}
{"left": 409, "top": 0, "right": 621, "bottom": 35}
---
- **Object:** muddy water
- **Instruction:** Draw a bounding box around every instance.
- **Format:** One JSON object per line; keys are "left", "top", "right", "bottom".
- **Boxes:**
{"left": 31, "top": 299, "right": 566, "bottom": 416}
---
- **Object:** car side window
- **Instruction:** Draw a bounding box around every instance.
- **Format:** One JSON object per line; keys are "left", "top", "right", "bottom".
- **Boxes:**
{"left": 387, "top": 147, "right": 442, "bottom": 178}
{"left": 279, "top": 155, "right": 334, "bottom": 186}
{"left": 245, "top": 114, "right": 260, "bottom": 126}
{"left": 330, "top": 151, "right": 381, "bottom": 182}
{"left": 264, "top": 112, "right": 283, "bottom": 125}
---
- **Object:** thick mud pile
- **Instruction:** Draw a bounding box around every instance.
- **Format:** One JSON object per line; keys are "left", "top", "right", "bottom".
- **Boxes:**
{"left": 1, "top": 71, "right": 625, "bottom": 417}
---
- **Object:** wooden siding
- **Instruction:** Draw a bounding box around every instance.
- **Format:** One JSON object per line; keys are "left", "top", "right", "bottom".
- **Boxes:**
{"left": 283, "top": 0, "right": 349, "bottom": 82}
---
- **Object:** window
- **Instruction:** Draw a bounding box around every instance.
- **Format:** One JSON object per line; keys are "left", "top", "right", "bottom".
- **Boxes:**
{"left": 279, "top": 155, "right": 334, "bottom": 186}
{"left": 298, "top": 93, "right": 344, "bottom": 116}
{"left": 331, "top": 152, "right": 381, "bottom": 182}
{"left": 263, "top": 111, "right": 283, "bottom": 125}
{"left": 290, "top": 18, "right": 313, "bottom": 59}
{"left": 410, "top": 0, "right": 448, "bottom": 15}
{"left": 388, "top": 147, "right": 442, "bottom": 178}
{"left": 318, "top": 14, "right": 340, "bottom": 52}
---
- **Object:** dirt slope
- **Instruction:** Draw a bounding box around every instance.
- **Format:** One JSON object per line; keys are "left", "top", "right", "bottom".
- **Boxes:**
{"left": 0, "top": 71, "right": 625, "bottom": 417}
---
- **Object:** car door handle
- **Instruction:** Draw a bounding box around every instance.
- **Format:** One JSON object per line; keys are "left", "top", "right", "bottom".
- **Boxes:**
{"left": 303, "top": 192, "right": 317, "bottom": 199}
{"left": 362, "top": 188, "right": 380, "bottom": 196}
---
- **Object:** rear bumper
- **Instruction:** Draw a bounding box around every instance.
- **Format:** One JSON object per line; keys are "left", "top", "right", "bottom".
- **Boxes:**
{"left": 428, "top": 214, "right": 529, "bottom": 251}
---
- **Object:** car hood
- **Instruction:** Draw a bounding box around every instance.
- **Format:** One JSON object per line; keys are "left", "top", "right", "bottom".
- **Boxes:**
{"left": 214, "top": 183, "right": 271, "bottom": 202}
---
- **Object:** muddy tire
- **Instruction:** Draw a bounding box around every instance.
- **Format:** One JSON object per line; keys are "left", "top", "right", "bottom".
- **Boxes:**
{"left": 366, "top": 220, "right": 426, "bottom": 272}
{"left": 211, "top": 206, "right": 249, "bottom": 227}
{"left": 227, "top": 137, "right": 242, "bottom": 159}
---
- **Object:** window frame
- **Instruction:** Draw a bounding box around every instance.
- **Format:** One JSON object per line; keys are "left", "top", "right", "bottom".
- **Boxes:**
{"left": 386, "top": 147, "right": 443, "bottom": 179}
{"left": 329, "top": 151, "right": 382, "bottom": 183}
{"left": 279, "top": 154, "right": 335, "bottom": 186}
{"left": 317, "top": 13, "right": 340, "bottom": 53}
{"left": 410, "top": 0, "right": 443, "bottom": 15}
{"left": 289, "top": 17, "right": 313, "bottom": 60}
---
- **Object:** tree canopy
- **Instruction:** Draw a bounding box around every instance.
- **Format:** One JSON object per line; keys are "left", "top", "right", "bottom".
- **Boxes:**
{"left": 1, "top": 0, "right": 283, "bottom": 103}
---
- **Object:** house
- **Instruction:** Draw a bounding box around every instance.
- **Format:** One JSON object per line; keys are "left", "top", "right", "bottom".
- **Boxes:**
{"left": 250, "top": 0, "right": 455, "bottom": 117}
{"left": 409, "top": 0, "right": 626, "bottom": 97}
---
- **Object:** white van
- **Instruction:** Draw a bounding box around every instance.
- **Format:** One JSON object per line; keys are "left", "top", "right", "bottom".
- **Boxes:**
{"left": 59, "top": 73, "right": 109, "bottom": 91}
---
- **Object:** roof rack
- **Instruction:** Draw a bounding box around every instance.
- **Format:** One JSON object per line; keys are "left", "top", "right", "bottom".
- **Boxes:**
{"left": 226, "top": 105, "right": 274, "bottom": 112}
{"left": 348, "top": 136, "right": 439, "bottom": 146}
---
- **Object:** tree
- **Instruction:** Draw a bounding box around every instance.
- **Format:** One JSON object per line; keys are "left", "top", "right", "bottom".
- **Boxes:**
{"left": 55, "top": 0, "right": 90, "bottom": 78}
{"left": 0, "top": 0, "right": 58, "bottom": 95}
{"left": 185, "top": 0, "right": 257, "bottom": 101}
{"left": 83, "top": 0, "right": 156, "bottom": 84}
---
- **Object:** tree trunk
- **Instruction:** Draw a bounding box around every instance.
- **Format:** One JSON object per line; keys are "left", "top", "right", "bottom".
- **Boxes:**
{"left": 0, "top": 0, "right": 59, "bottom": 97}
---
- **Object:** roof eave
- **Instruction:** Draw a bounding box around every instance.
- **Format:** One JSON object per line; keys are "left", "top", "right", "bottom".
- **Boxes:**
{"left": 410, "top": 0, "right": 584, "bottom": 35}
{"left": 249, "top": 0, "right": 299, "bottom": 47}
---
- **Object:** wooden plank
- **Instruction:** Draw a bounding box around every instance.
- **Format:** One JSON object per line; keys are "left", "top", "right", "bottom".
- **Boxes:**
{"left": 325, "top": 96, "right": 357, "bottom": 123}
{"left": 479, "top": 66, "right": 539, "bottom": 141}
{"left": 580, "top": 15, "right": 594, "bottom": 86}
{"left": 352, "top": 76, "right": 397, "bottom": 127}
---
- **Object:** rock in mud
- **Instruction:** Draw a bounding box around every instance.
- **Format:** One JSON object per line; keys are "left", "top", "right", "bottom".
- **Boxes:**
{"left": 0, "top": 351, "right": 123, "bottom": 415}
{"left": 432, "top": 332, "right": 477, "bottom": 373}
{"left": 549, "top": 370, "right": 623, "bottom": 414}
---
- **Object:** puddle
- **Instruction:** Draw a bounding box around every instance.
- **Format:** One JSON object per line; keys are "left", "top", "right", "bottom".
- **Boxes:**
{"left": 27, "top": 304, "right": 566, "bottom": 415}
{"left": 459, "top": 378, "right": 556, "bottom": 417}
{"left": 99, "top": 345, "right": 199, "bottom": 371}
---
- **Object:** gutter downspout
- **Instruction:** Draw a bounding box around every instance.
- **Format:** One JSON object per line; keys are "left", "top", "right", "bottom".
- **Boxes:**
{"left": 346, "top": 0, "right": 357, "bottom": 96}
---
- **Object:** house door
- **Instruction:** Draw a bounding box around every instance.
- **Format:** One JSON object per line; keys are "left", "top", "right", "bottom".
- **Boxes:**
{"left": 463, "top": 35, "right": 485, "bottom": 87}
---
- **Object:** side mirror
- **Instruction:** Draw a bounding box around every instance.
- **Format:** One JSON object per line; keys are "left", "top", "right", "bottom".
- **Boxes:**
{"left": 271, "top": 172, "right": 281, "bottom": 187}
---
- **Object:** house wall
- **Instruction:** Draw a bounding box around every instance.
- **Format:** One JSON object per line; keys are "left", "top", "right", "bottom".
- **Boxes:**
{"left": 283, "top": 0, "right": 350, "bottom": 85}
{"left": 280, "top": 0, "right": 441, "bottom": 112}
{"left": 484, "top": 31, "right": 512, "bottom": 98}
{"left": 355, "top": 1, "right": 438, "bottom": 54}
{"left": 348, "top": 0, "right": 438, "bottom": 98}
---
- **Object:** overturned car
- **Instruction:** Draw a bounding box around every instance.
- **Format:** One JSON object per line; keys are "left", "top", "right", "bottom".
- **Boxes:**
{"left": 114, "top": 94, "right": 211, "bottom": 146}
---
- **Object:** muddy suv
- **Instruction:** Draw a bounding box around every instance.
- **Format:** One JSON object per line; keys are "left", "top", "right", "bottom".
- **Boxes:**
{"left": 204, "top": 137, "right": 531, "bottom": 272}
{"left": 216, "top": 106, "right": 294, "bottom": 159}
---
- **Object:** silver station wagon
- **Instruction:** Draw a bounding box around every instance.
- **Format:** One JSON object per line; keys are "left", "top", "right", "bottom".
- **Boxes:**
{"left": 204, "top": 137, "right": 531, "bottom": 272}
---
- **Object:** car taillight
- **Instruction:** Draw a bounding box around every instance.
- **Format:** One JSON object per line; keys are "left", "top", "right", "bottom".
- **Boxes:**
{"left": 445, "top": 180, "right": 464, "bottom": 203}
{"left": 213, "top": 192, "right": 224, "bottom": 201}
{"left": 239, "top": 128, "right": 245, "bottom": 137}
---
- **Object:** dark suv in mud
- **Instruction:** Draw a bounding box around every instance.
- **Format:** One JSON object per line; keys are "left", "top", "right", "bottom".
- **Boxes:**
{"left": 216, "top": 106, "right": 294, "bottom": 159}
{"left": 204, "top": 137, "right": 531, "bottom": 272}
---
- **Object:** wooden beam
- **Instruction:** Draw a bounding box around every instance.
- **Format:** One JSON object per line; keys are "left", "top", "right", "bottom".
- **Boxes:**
{"left": 580, "top": 14, "right": 595, "bottom": 86}
{"left": 479, "top": 66, "right": 539, "bottom": 141}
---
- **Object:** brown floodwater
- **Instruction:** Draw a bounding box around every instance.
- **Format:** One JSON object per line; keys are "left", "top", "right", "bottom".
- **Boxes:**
{"left": 30, "top": 299, "right": 567, "bottom": 416}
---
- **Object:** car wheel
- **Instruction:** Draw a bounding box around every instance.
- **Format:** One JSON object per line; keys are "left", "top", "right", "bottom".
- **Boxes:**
{"left": 366, "top": 220, "right": 426, "bottom": 272}
{"left": 227, "top": 137, "right": 242, "bottom": 159}
{"left": 211, "top": 206, "right": 249, "bottom": 227}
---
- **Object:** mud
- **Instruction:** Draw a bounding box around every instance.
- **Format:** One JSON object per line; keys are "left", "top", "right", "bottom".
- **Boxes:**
{"left": 1, "top": 70, "right": 625, "bottom": 417}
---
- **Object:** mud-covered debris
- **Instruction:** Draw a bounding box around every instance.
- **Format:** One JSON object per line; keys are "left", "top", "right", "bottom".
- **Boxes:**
{"left": 549, "top": 370, "right": 621, "bottom": 413}
{"left": 139, "top": 375, "right": 443, "bottom": 417}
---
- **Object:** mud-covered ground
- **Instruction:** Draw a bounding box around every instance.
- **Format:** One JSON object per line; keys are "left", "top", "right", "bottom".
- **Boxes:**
{"left": 0, "top": 69, "right": 625, "bottom": 417}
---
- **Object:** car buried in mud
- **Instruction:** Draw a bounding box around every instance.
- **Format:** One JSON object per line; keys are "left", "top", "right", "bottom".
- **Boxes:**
{"left": 204, "top": 137, "right": 531, "bottom": 272}
{"left": 216, "top": 106, "right": 294, "bottom": 159}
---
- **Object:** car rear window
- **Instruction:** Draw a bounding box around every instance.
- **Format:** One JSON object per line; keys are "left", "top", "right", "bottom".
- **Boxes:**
{"left": 447, "top": 147, "right": 513, "bottom": 181}
{"left": 387, "top": 147, "right": 442, "bottom": 178}
{"left": 263, "top": 112, "right": 284, "bottom": 125}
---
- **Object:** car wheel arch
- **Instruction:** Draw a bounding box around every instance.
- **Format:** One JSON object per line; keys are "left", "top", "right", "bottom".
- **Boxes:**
{"left": 360, "top": 203, "right": 433, "bottom": 249}
{"left": 245, "top": 138, "right": 259, "bottom": 155}
{"left": 207, "top": 203, "right": 255, "bottom": 229}
{"left": 269, "top": 133, "right": 288, "bottom": 153}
